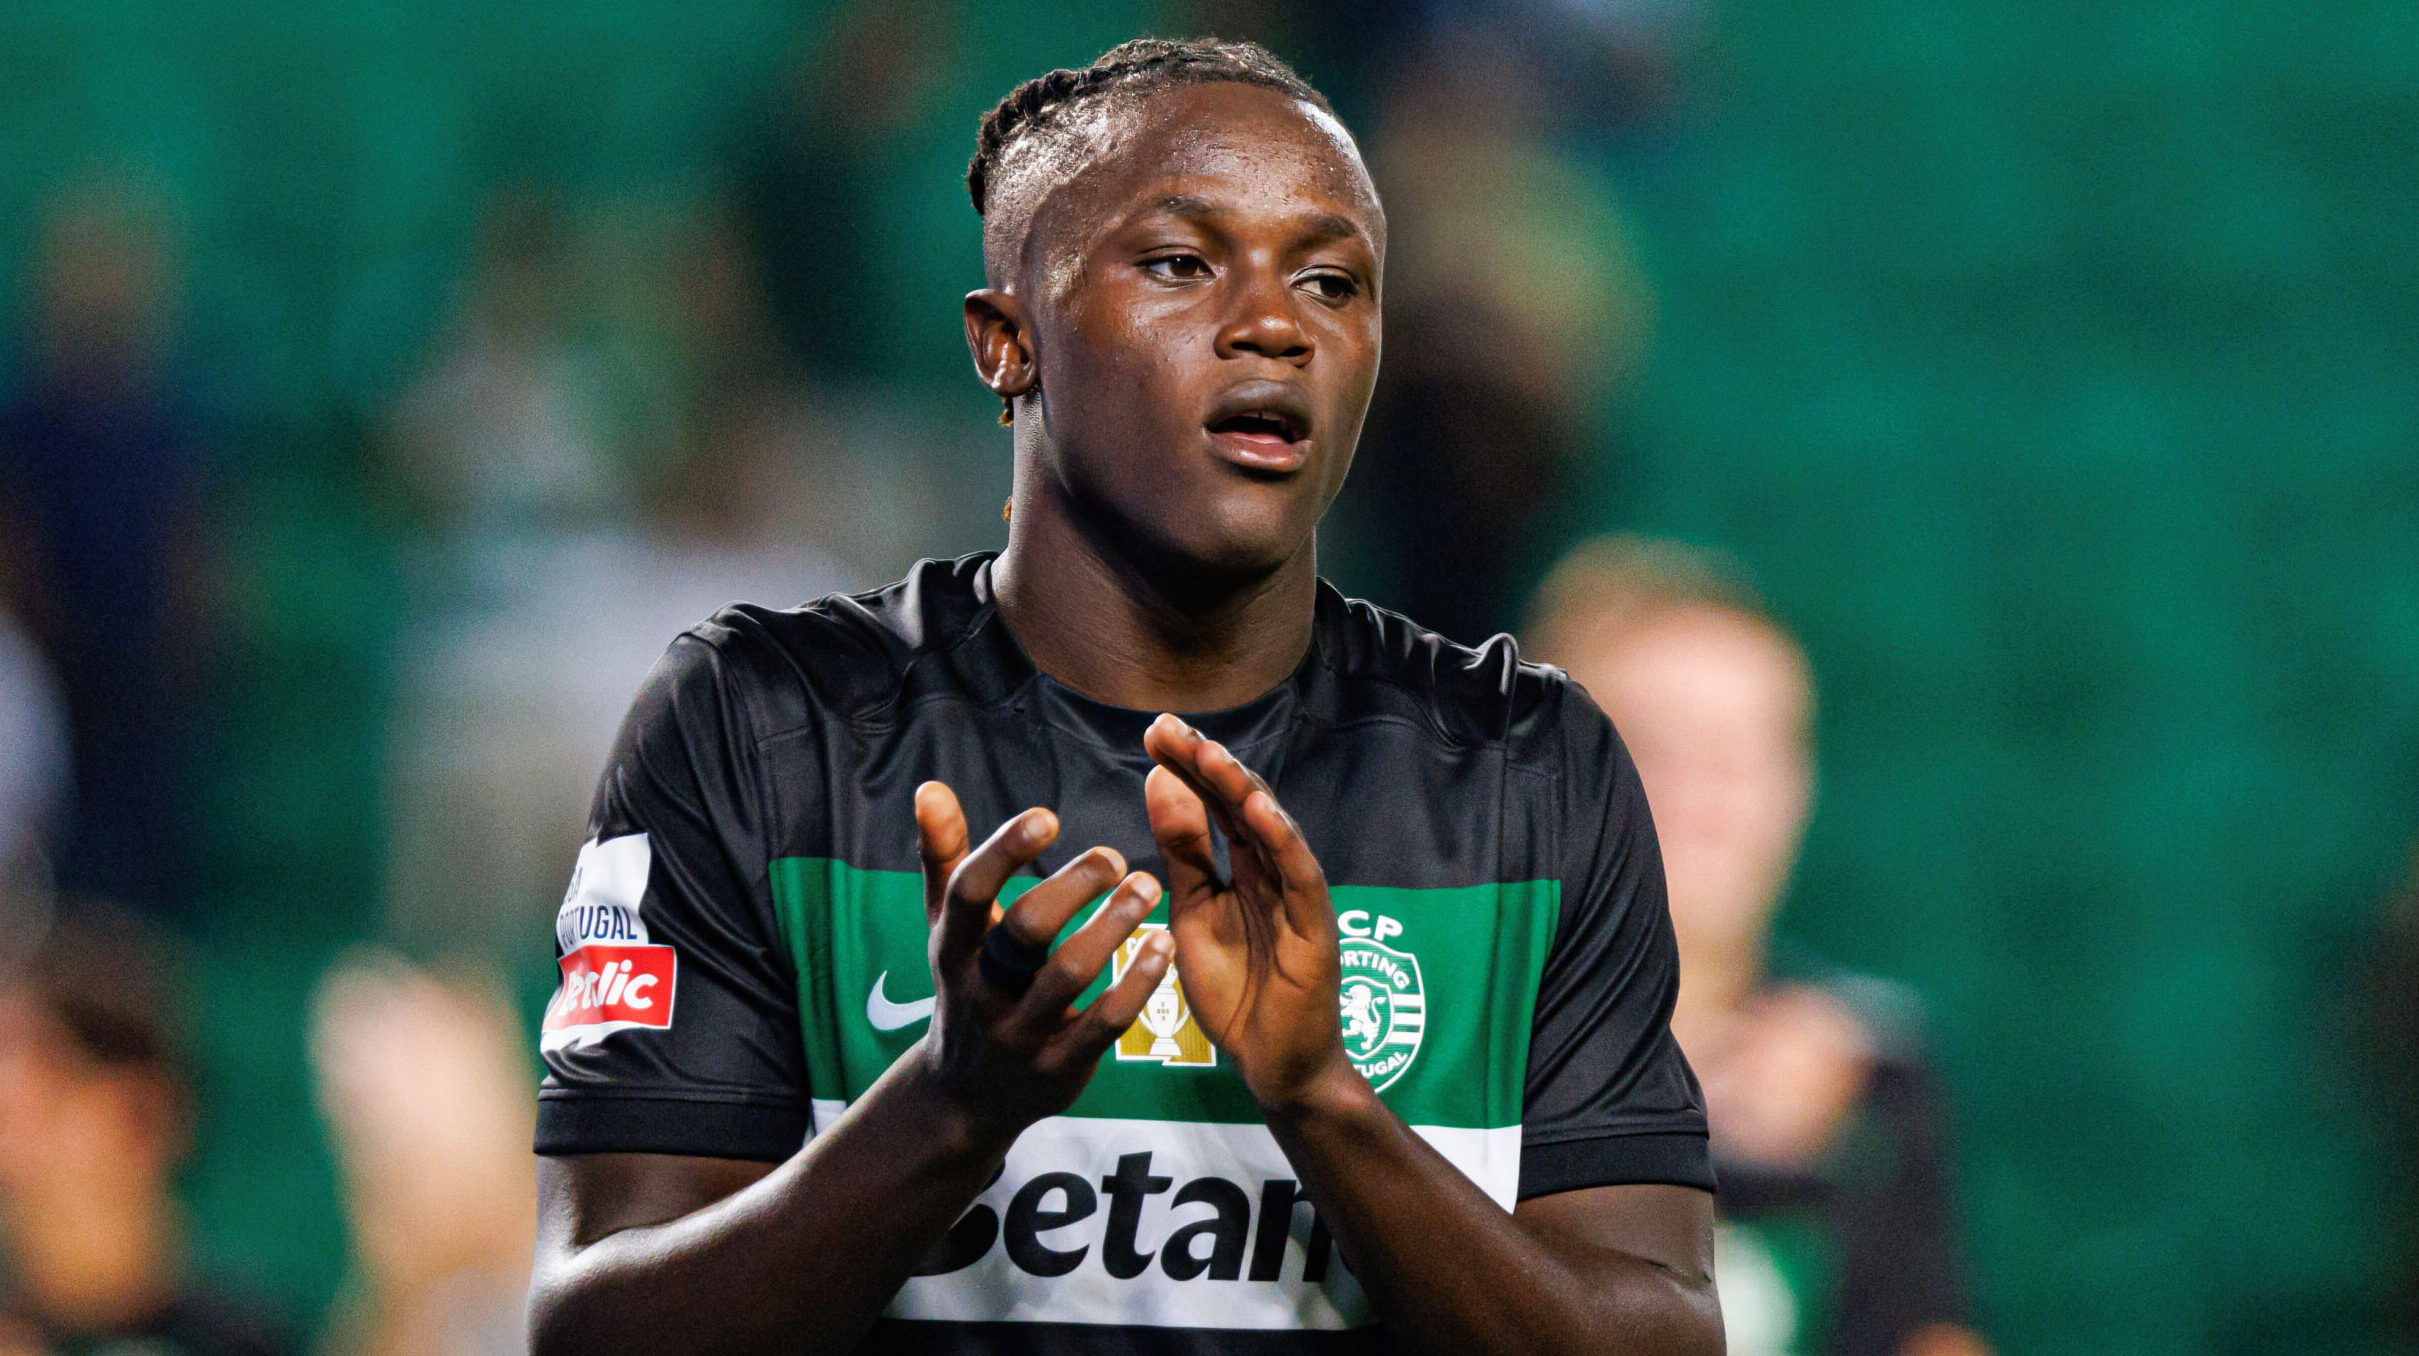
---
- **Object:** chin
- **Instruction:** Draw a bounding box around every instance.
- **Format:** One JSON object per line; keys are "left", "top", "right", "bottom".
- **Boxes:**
{"left": 1115, "top": 506, "right": 1308, "bottom": 601}
{"left": 1190, "top": 496, "right": 1319, "bottom": 570}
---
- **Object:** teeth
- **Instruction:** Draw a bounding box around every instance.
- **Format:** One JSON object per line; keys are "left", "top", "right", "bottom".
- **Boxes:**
{"left": 1211, "top": 409, "right": 1298, "bottom": 440}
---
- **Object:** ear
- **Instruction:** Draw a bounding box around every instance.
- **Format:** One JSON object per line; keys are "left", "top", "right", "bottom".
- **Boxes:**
{"left": 963, "top": 289, "right": 1037, "bottom": 401}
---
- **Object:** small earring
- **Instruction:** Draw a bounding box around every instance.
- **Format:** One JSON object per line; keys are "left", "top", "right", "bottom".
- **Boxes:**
{"left": 1002, "top": 497, "right": 1013, "bottom": 523}
{"left": 998, "top": 394, "right": 1014, "bottom": 426}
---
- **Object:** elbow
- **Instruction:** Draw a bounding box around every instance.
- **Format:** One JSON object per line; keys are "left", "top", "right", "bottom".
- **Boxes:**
{"left": 1655, "top": 1263, "right": 1727, "bottom": 1356}
{"left": 526, "top": 1253, "right": 626, "bottom": 1356}
{"left": 525, "top": 1268, "right": 580, "bottom": 1356}
{"left": 1600, "top": 1258, "right": 1724, "bottom": 1356}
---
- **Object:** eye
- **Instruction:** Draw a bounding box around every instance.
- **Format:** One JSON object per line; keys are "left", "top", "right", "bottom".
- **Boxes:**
{"left": 1141, "top": 253, "right": 1213, "bottom": 282}
{"left": 1297, "top": 270, "right": 1359, "bottom": 304}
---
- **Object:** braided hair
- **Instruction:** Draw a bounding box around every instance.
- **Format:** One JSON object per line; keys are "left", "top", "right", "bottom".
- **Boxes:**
{"left": 967, "top": 37, "right": 1331, "bottom": 220}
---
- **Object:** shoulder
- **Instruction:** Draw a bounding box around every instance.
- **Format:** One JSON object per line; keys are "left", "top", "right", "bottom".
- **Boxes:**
{"left": 663, "top": 554, "right": 995, "bottom": 740}
{"left": 1315, "top": 584, "right": 1601, "bottom": 772}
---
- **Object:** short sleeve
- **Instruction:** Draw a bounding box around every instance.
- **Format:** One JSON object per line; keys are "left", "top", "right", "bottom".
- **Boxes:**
{"left": 535, "top": 632, "right": 810, "bottom": 1161}
{"left": 1517, "top": 679, "right": 1714, "bottom": 1199}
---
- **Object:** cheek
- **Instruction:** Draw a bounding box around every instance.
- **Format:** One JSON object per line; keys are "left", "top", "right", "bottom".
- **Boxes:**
{"left": 1045, "top": 314, "right": 1197, "bottom": 437}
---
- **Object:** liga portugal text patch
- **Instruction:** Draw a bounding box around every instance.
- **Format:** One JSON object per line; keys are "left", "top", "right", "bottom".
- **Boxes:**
{"left": 543, "top": 833, "right": 671, "bottom": 1053}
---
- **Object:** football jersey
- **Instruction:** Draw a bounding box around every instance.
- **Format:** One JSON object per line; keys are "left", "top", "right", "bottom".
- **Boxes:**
{"left": 536, "top": 553, "right": 1711, "bottom": 1353}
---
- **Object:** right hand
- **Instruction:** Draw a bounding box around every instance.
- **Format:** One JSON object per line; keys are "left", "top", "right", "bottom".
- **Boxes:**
{"left": 913, "top": 781, "right": 1171, "bottom": 1137}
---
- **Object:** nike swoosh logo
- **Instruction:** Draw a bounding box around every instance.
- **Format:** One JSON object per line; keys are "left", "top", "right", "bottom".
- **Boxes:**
{"left": 867, "top": 971, "right": 936, "bottom": 1031}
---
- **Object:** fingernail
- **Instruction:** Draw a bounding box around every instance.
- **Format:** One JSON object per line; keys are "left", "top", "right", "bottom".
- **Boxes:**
{"left": 1131, "top": 874, "right": 1161, "bottom": 904}
{"left": 1146, "top": 932, "right": 1173, "bottom": 957}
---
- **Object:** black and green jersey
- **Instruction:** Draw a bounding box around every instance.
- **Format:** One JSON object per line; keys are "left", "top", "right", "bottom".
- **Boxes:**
{"left": 536, "top": 553, "right": 1710, "bottom": 1352}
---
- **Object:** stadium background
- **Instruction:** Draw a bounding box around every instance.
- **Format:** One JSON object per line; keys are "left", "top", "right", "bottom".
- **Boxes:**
{"left": 1, "top": 1, "right": 2414, "bottom": 1352}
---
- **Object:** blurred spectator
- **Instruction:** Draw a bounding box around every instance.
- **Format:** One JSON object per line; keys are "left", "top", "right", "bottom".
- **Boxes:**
{"left": 1331, "top": 36, "right": 1652, "bottom": 644}
{"left": 385, "top": 192, "right": 634, "bottom": 536}
{"left": 0, "top": 609, "right": 67, "bottom": 900}
{"left": 0, "top": 183, "right": 209, "bottom": 917}
{"left": 378, "top": 194, "right": 858, "bottom": 962}
{"left": 0, "top": 909, "right": 293, "bottom": 1356}
{"left": 310, "top": 953, "right": 536, "bottom": 1356}
{"left": 1528, "top": 536, "right": 1988, "bottom": 1356}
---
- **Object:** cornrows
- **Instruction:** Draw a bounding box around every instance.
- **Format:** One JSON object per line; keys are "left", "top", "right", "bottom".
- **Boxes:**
{"left": 966, "top": 37, "right": 1331, "bottom": 217}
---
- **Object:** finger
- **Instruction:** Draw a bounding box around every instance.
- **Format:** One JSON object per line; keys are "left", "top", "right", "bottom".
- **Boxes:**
{"left": 1238, "top": 784, "right": 1331, "bottom": 936}
{"left": 1202, "top": 745, "right": 1288, "bottom": 900}
{"left": 996, "top": 846, "right": 1127, "bottom": 953}
{"left": 1144, "top": 764, "right": 1219, "bottom": 901}
{"left": 1196, "top": 733, "right": 1277, "bottom": 810}
{"left": 935, "top": 806, "right": 1058, "bottom": 974}
{"left": 1144, "top": 716, "right": 1254, "bottom": 850}
{"left": 1047, "top": 928, "right": 1175, "bottom": 1066}
{"left": 1146, "top": 720, "right": 1277, "bottom": 899}
{"left": 915, "top": 782, "right": 971, "bottom": 929}
{"left": 1018, "top": 871, "right": 1162, "bottom": 1021}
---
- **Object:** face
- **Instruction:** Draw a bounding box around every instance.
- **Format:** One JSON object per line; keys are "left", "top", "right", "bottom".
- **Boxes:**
{"left": 1568, "top": 608, "right": 1814, "bottom": 959}
{"left": 969, "top": 82, "right": 1384, "bottom": 586}
{"left": 0, "top": 997, "right": 176, "bottom": 1201}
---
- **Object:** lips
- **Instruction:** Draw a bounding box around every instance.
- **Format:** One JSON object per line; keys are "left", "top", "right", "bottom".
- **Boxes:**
{"left": 1204, "top": 382, "right": 1313, "bottom": 473}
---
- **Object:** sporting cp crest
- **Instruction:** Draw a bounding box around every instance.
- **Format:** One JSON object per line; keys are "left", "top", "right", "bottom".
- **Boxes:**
{"left": 1336, "top": 918, "right": 1425, "bottom": 1092}
{"left": 1114, "top": 923, "right": 1215, "bottom": 1067}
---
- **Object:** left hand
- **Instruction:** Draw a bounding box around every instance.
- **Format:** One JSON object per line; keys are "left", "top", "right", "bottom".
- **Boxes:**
{"left": 1141, "top": 714, "right": 1360, "bottom": 1112}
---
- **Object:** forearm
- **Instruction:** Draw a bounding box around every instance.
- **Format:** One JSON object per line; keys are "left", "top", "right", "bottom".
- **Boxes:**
{"left": 530, "top": 1048, "right": 1013, "bottom": 1356}
{"left": 1265, "top": 1072, "right": 1721, "bottom": 1356}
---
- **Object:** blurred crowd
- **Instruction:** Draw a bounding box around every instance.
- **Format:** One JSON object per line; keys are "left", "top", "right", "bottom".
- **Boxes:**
{"left": 0, "top": 1, "right": 2411, "bottom": 1354}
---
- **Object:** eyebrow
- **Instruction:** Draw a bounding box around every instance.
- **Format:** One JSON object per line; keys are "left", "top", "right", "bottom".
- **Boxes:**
{"left": 1140, "top": 195, "right": 1366, "bottom": 247}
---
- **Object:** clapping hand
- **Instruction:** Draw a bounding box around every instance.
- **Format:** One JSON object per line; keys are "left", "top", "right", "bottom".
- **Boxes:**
{"left": 1140, "top": 715, "right": 1361, "bottom": 1113}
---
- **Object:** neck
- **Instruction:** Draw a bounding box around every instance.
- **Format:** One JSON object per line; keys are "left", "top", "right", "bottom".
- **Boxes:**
{"left": 993, "top": 496, "right": 1318, "bottom": 714}
{"left": 5, "top": 1172, "right": 179, "bottom": 1331}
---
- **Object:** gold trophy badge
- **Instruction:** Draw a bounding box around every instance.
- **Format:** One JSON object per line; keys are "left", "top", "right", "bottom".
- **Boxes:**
{"left": 1113, "top": 923, "right": 1215, "bottom": 1067}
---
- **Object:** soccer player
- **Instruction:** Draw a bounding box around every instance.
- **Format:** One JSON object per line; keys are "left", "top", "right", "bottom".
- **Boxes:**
{"left": 529, "top": 38, "right": 1720, "bottom": 1355}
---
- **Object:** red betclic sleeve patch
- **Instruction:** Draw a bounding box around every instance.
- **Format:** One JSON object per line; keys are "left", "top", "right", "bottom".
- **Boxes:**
{"left": 545, "top": 944, "right": 677, "bottom": 1035}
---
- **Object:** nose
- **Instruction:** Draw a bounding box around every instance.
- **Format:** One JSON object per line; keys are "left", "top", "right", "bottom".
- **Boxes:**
{"left": 1213, "top": 265, "right": 1312, "bottom": 365}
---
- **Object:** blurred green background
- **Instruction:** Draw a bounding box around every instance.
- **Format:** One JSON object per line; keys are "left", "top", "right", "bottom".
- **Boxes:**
{"left": 0, "top": 1, "right": 2413, "bottom": 1353}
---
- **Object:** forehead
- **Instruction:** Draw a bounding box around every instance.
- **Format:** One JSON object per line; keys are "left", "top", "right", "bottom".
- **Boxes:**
{"left": 1096, "top": 83, "right": 1374, "bottom": 212}
{"left": 999, "top": 81, "right": 1381, "bottom": 282}
{"left": 1588, "top": 611, "right": 1810, "bottom": 722}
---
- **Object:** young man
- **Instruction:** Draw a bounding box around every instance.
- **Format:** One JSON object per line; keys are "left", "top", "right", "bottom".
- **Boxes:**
{"left": 529, "top": 38, "right": 1720, "bottom": 1355}
{"left": 1528, "top": 537, "right": 1986, "bottom": 1356}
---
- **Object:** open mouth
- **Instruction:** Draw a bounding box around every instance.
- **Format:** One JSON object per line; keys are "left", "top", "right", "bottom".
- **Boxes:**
{"left": 1206, "top": 409, "right": 1305, "bottom": 444}
{"left": 1203, "top": 384, "right": 1313, "bottom": 472}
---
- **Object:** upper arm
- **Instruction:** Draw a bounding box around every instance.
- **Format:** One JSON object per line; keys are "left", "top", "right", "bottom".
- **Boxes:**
{"left": 1515, "top": 1184, "right": 1722, "bottom": 1356}
{"left": 538, "top": 1152, "right": 777, "bottom": 1253}
{"left": 537, "top": 632, "right": 812, "bottom": 1164}
{"left": 1513, "top": 1183, "right": 1715, "bottom": 1285}
{"left": 1518, "top": 680, "right": 1715, "bottom": 1200}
